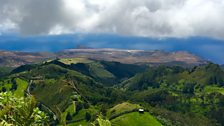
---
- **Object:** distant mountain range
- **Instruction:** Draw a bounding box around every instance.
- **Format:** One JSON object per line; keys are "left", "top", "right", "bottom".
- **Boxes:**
{"left": 0, "top": 50, "right": 53, "bottom": 67}
{"left": 0, "top": 48, "right": 207, "bottom": 67}
{"left": 1, "top": 34, "right": 224, "bottom": 64}
{"left": 59, "top": 48, "right": 206, "bottom": 65}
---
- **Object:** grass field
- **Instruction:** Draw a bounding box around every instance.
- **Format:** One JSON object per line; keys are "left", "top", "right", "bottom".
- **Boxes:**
{"left": 107, "top": 102, "right": 141, "bottom": 117}
{"left": 204, "top": 86, "right": 224, "bottom": 95}
{"left": 0, "top": 78, "right": 28, "bottom": 97}
{"left": 61, "top": 102, "right": 76, "bottom": 124}
{"left": 59, "top": 58, "right": 92, "bottom": 65}
{"left": 61, "top": 101, "right": 100, "bottom": 126}
{"left": 89, "top": 62, "right": 115, "bottom": 79}
{"left": 13, "top": 78, "right": 28, "bottom": 97}
{"left": 111, "top": 112, "right": 162, "bottom": 126}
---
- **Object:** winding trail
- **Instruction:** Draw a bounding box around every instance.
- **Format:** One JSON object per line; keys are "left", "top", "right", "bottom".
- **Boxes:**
{"left": 26, "top": 79, "right": 58, "bottom": 121}
{"left": 26, "top": 80, "right": 32, "bottom": 95}
{"left": 26, "top": 78, "right": 91, "bottom": 124}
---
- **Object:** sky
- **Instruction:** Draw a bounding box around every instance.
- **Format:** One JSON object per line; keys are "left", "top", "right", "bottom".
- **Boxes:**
{"left": 0, "top": 0, "right": 224, "bottom": 64}
{"left": 1, "top": 0, "right": 224, "bottom": 38}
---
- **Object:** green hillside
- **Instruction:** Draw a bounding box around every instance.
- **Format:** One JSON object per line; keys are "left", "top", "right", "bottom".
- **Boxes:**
{"left": 111, "top": 112, "right": 162, "bottom": 126}
{"left": 123, "top": 63, "right": 224, "bottom": 125}
{"left": 47, "top": 58, "right": 146, "bottom": 86}
{"left": 1, "top": 60, "right": 224, "bottom": 126}
{"left": 122, "top": 63, "right": 224, "bottom": 90}
{"left": 59, "top": 58, "right": 93, "bottom": 65}
{"left": 0, "top": 66, "right": 12, "bottom": 76}
{"left": 107, "top": 102, "right": 141, "bottom": 118}
{"left": 0, "top": 59, "right": 146, "bottom": 125}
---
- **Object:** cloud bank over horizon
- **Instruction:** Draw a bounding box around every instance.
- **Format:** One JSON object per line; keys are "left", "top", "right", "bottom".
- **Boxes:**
{"left": 1, "top": 34, "right": 224, "bottom": 64}
{"left": 0, "top": 0, "right": 224, "bottom": 39}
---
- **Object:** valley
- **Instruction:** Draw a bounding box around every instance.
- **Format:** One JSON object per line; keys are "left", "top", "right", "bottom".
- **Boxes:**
{"left": 0, "top": 49, "right": 223, "bottom": 126}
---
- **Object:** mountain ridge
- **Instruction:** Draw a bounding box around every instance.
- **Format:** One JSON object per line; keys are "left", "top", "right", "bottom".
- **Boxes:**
{"left": 0, "top": 48, "right": 207, "bottom": 67}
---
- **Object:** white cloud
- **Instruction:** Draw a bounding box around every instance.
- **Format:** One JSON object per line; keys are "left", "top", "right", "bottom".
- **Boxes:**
{"left": 0, "top": 19, "right": 17, "bottom": 34}
{"left": 0, "top": 0, "right": 224, "bottom": 39}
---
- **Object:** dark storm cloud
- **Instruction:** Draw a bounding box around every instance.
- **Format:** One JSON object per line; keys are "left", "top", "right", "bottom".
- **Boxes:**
{"left": 0, "top": 0, "right": 74, "bottom": 35}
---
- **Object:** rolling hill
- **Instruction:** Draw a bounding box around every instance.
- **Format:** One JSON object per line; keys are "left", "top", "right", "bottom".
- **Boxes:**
{"left": 0, "top": 56, "right": 222, "bottom": 126}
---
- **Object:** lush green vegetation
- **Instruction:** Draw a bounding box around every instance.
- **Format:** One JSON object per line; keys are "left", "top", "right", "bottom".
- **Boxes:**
{"left": 204, "top": 86, "right": 224, "bottom": 95}
{"left": 111, "top": 112, "right": 162, "bottom": 126}
{"left": 59, "top": 58, "right": 93, "bottom": 65}
{"left": 1, "top": 59, "right": 224, "bottom": 126}
{"left": 107, "top": 102, "right": 141, "bottom": 118}
{"left": 0, "top": 92, "right": 48, "bottom": 126}
{"left": 13, "top": 78, "right": 28, "bottom": 97}
{"left": 0, "top": 67, "right": 12, "bottom": 76}
{"left": 47, "top": 59, "right": 146, "bottom": 86}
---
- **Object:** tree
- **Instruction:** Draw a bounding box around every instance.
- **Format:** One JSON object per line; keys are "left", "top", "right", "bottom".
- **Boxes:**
{"left": 66, "top": 112, "right": 72, "bottom": 121}
{"left": 75, "top": 102, "right": 83, "bottom": 113}
{"left": 85, "top": 112, "right": 91, "bottom": 121}
{"left": 1, "top": 87, "right": 6, "bottom": 92}
{"left": 182, "top": 82, "right": 195, "bottom": 94}
{"left": 10, "top": 82, "right": 17, "bottom": 91}
{"left": 91, "top": 115, "right": 111, "bottom": 126}
{"left": 0, "top": 92, "right": 49, "bottom": 126}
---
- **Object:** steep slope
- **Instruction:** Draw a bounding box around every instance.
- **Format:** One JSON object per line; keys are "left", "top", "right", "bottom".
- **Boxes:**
{"left": 122, "top": 63, "right": 224, "bottom": 125}
{"left": 122, "top": 63, "right": 224, "bottom": 90}
{"left": 47, "top": 58, "right": 146, "bottom": 85}
{"left": 2, "top": 63, "right": 114, "bottom": 124}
